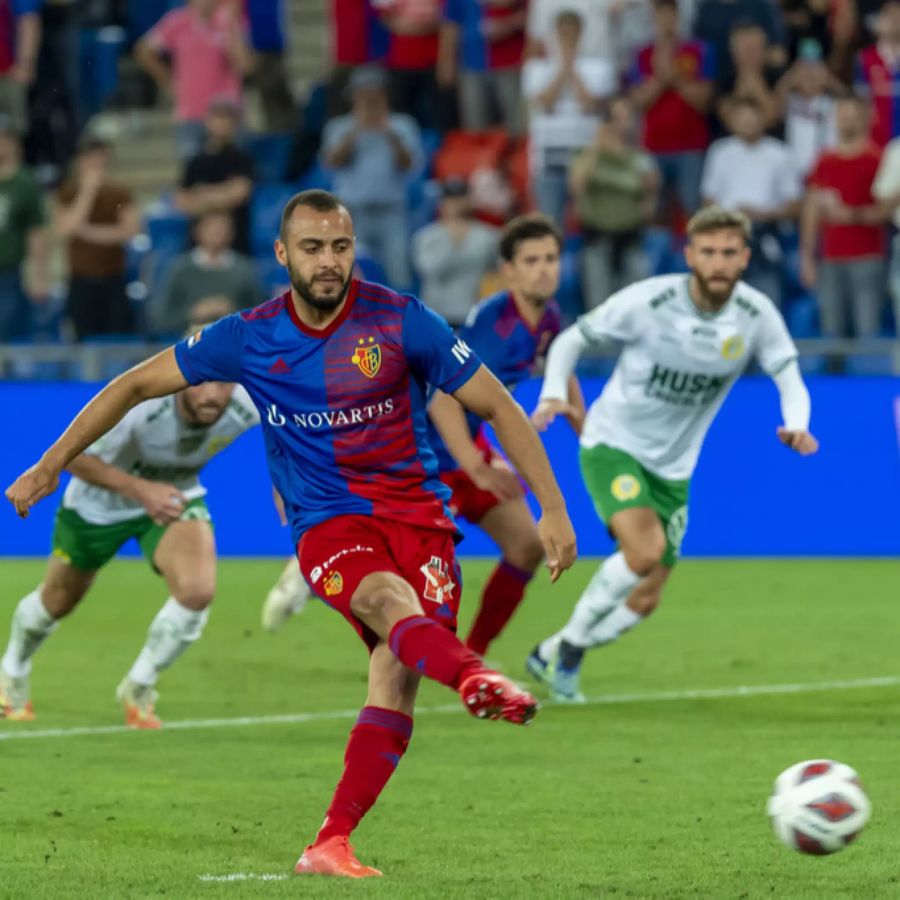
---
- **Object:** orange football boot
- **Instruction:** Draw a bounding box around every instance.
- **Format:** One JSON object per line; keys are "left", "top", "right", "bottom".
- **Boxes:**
{"left": 294, "top": 836, "right": 383, "bottom": 878}
{"left": 116, "top": 678, "right": 162, "bottom": 729}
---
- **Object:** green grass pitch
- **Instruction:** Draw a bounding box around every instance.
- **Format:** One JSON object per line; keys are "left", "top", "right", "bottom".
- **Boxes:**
{"left": 2, "top": 558, "right": 899, "bottom": 899}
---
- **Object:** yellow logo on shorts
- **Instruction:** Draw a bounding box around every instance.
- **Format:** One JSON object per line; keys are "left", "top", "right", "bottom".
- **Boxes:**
{"left": 52, "top": 547, "right": 71, "bottom": 563}
{"left": 352, "top": 337, "right": 382, "bottom": 379}
{"left": 323, "top": 570, "right": 344, "bottom": 596}
{"left": 721, "top": 335, "right": 745, "bottom": 360}
{"left": 611, "top": 474, "right": 641, "bottom": 501}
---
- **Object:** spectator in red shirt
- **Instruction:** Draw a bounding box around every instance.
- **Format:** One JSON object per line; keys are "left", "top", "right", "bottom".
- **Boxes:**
{"left": 439, "top": 0, "right": 528, "bottom": 133}
{"left": 801, "top": 95, "right": 889, "bottom": 348}
{"left": 374, "top": 0, "right": 451, "bottom": 132}
{"left": 854, "top": 0, "right": 900, "bottom": 148}
{"left": 628, "top": 0, "right": 714, "bottom": 220}
{"left": 328, "top": 0, "right": 388, "bottom": 115}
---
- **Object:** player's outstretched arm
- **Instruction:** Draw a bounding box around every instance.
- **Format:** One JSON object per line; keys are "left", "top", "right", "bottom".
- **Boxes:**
{"left": 771, "top": 360, "right": 819, "bottom": 456}
{"left": 428, "top": 390, "right": 522, "bottom": 502}
{"left": 532, "top": 325, "right": 590, "bottom": 431}
{"left": 452, "top": 365, "right": 577, "bottom": 582}
{"left": 5, "top": 349, "right": 188, "bottom": 518}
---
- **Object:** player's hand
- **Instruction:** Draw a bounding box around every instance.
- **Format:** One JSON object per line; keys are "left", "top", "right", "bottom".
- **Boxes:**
{"left": 531, "top": 398, "right": 579, "bottom": 432}
{"left": 5, "top": 462, "right": 61, "bottom": 518}
{"left": 538, "top": 506, "right": 577, "bottom": 583}
{"left": 777, "top": 427, "right": 819, "bottom": 456}
{"left": 469, "top": 462, "right": 523, "bottom": 502}
{"left": 135, "top": 481, "right": 187, "bottom": 525}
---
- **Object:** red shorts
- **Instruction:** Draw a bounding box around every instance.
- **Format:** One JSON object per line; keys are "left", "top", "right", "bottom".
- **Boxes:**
{"left": 297, "top": 514, "right": 461, "bottom": 652}
{"left": 439, "top": 435, "right": 514, "bottom": 524}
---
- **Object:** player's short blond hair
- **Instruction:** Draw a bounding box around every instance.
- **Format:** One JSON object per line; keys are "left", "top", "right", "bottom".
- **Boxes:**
{"left": 686, "top": 206, "right": 752, "bottom": 242}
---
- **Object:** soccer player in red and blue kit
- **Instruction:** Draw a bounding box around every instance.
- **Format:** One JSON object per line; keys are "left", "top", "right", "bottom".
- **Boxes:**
{"left": 6, "top": 190, "right": 577, "bottom": 879}
{"left": 428, "top": 214, "right": 584, "bottom": 657}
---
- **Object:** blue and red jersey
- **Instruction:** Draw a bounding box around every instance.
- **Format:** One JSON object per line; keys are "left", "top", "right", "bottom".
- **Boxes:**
{"left": 443, "top": 0, "right": 527, "bottom": 72}
{"left": 855, "top": 44, "right": 900, "bottom": 147}
{"left": 428, "top": 290, "right": 561, "bottom": 472}
{"left": 331, "top": 0, "right": 387, "bottom": 66}
{"left": 174, "top": 280, "right": 481, "bottom": 543}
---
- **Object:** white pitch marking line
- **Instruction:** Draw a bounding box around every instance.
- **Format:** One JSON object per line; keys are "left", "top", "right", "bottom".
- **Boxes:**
{"left": 1, "top": 675, "right": 898, "bottom": 743}
{"left": 198, "top": 873, "right": 289, "bottom": 883}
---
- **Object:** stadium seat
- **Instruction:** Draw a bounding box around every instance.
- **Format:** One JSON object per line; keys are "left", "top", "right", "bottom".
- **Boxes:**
{"left": 355, "top": 248, "right": 389, "bottom": 287}
{"left": 420, "top": 128, "right": 442, "bottom": 177}
{"left": 256, "top": 257, "right": 290, "bottom": 298}
{"left": 251, "top": 183, "right": 298, "bottom": 257}
{"left": 407, "top": 177, "right": 440, "bottom": 234}
{"left": 843, "top": 353, "right": 895, "bottom": 376}
{"left": 433, "top": 129, "right": 509, "bottom": 182}
{"left": 295, "top": 161, "right": 333, "bottom": 192}
{"left": 557, "top": 246, "right": 584, "bottom": 321}
{"left": 785, "top": 293, "right": 819, "bottom": 339}
{"left": 144, "top": 204, "right": 189, "bottom": 254}
{"left": 247, "top": 133, "right": 293, "bottom": 183}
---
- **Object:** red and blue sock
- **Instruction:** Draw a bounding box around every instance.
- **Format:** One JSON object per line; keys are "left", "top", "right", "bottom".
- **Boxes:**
{"left": 388, "top": 615, "right": 483, "bottom": 688}
{"left": 465, "top": 561, "right": 534, "bottom": 657}
{"left": 315, "top": 706, "right": 413, "bottom": 844}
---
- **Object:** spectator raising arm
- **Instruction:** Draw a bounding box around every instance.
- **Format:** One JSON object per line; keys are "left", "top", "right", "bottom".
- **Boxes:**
{"left": 11, "top": 9, "right": 40, "bottom": 86}
{"left": 133, "top": 37, "right": 172, "bottom": 95}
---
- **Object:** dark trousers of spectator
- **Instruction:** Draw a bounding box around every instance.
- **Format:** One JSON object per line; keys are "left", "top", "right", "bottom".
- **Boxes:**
{"left": 67, "top": 275, "right": 134, "bottom": 341}
{"left": 253, "top": 51, "right": 296, "bottom": 132}
{"left": 458, "top": 69, "right": 522, "bottom": 135}
{"left": 581, "top": 229, "right": 646, "bottom": 311}
{"left": 653, "top": 150, "right": 704, "bottom": 220}
{"left": 744, "top": 227, "right": 784, "bottom": 307}
{"left": 388, "top": 68, "right": 456, "bottom": 133}
{"left": 0, "top": 268, "right": 31, "bottom": 341}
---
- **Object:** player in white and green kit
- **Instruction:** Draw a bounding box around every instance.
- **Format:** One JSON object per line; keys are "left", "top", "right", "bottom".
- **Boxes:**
{"left": 0, "top": 376, "right": 260, "bottom": 727}
{"left": 525, "top": 207, "right": 819, "bottom": 701}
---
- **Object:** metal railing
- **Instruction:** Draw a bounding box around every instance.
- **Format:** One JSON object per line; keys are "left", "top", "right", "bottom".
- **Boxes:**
{"left": 0, "top": 338, "right": 898, "bottom": 381}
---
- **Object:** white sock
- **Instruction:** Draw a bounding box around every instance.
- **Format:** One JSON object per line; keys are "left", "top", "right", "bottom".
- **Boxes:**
{"left": 586, "top": 604, "right": 643, "bottom": 647}
{"left": 558, "top": 552, "right": 642, "bottom": 648}
{"left": 127, "top": 597, "right": 209, "bottom": 687}
{"left": 1, "top": 588, "right": 58, "bottom": 678}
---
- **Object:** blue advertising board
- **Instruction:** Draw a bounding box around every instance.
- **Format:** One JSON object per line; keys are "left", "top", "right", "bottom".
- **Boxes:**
{"left": 1, "top": 377, "right": 898, "bottom": 558}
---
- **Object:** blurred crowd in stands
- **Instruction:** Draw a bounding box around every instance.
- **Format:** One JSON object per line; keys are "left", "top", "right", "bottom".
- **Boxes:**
{"left": 0, "top": 0, "right": 899, "bottom": 377}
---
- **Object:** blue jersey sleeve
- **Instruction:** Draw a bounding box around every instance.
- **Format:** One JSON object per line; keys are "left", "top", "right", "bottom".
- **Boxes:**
{"left": 174, "top": 314, "right": 244, "bottom": 385}
{"left": 402, "top": 298, "right": 481, "bottom": 393}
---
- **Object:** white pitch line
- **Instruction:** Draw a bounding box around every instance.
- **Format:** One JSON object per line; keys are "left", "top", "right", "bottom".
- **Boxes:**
{"left": 2, "top": 674, "right": 898, "bottom": 743}
{"left": 197, "top": 873, "right": 290, "bottom": 883}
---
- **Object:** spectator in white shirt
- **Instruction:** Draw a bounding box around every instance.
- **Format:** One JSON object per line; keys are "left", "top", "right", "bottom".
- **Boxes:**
{"left": 412, "top": 178, "right": 499, "bottom": 327}
{"left": 776, "top": 40, "right": 844, "bottom": 177}
{"left": 702, "top": 95, "right": 802, "bottom": 304}
{"left": 522, "top": 10, "right": 614, "bottom": 226}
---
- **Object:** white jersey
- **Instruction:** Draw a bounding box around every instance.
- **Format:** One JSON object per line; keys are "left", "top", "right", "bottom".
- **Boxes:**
{"left": 578, "top": 275, "right": 797, "bottom": 480}
{"left": 62, "top": 387, "right": 260, "bottom": 525}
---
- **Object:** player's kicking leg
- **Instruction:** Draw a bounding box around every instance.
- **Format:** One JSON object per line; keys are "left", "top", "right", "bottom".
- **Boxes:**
{"left": 529, "top": 508, "right": 669, "bottom": 702}
{"left": 261, "top": 558, "right": 311, "bottom": 633}
{"left": 0, "top": 558, "right": 95, "bottom": 720}
{"left": 117, "top": 516, "right": 215, "bottom": 729}
{"left": 296, "top": 643, "right": 420, "bottom": 878}
{"left": 464, "top": 498, "right": 544, "bottom": 658}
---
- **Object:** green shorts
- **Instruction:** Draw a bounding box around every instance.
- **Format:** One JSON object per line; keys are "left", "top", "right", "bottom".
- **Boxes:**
{"left": 51, "top": 497, "right": 212, "bottom": 573}
{"left": 579, "top": 444, "right": 689, "bottom": 568}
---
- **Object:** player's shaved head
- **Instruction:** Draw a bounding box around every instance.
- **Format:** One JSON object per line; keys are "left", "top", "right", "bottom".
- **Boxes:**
{"left": 276, "top": 190, "right": 356, "bottom": 316}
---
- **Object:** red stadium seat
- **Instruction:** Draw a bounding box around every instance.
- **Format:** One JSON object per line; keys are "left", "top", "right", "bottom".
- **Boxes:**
{"left": 433, "top": 129, "right": 510, "bottom": 182}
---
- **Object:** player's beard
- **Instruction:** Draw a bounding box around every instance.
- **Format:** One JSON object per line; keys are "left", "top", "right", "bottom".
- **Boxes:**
{"left": 181, "top": 394, "right": 228, "bottom": 426}
{"left": 287, "top": 259, "right": 352, "bottom": 313}
{"left": 693, "top": 270, "right": 739, "bottom": 308}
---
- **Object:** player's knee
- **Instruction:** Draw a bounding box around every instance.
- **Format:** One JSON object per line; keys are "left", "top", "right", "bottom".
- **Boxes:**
{"left": 504, "top": 536, "right": 543, "bottom": 573}
{"left": 169, "top": 577, "right": 215, "bottom": 611}
{"left": 352, "top": 573, "right": 421, "bottom": 622}
{"left": 622, "top": 538, "right": 665, "bottom": 577}
{"left": 40, "top": 581, "right": 85, "bottom": 619}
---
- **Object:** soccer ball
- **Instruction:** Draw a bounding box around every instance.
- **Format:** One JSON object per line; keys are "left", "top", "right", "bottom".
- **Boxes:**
{"left": 767, "top": 759, "right": 871, "bottom": 855}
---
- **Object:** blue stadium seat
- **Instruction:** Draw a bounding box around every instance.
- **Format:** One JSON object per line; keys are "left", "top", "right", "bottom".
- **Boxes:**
{"left": 557, "top": 247, "right": 583, "bottom": 322}
{"left": 250, "top": 183, "right": 298, "bottom": 257}
{"left": 247, "top": 133, "right": 292, "bottom": 183}
{"left": 145, "top": 204, "right": 189, "bottom": 254}
{"left": 420, "top": 128, "right": 442, "bottom": 177}
{"left": 785, "top": 293, "right": 819, "bottom": 338}
{"left": 407, "top": 177, "right": 440, "bottom": 234}
{"left": 355, "top": 247, "right": 389, "bottom": 287}
{"left": 295, "top": 161, "right": 333, "bottom": 192}
{"left": 256, "top": 257, "right": 290, "bottom": 298}
{"left": 843, "top": 354, "right": 894, "bottom": 375}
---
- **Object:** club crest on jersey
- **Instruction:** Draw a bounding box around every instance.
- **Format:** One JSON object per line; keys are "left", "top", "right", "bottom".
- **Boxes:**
{"left": 187, "top": 329, "right": 203, "bottom": 348}
{"left": 721, "top": 334, "right": 745, "bottom": 360}
{"left": 352, "top": 337, "right": 381, "bottom": 379}
{"left": 420, "top": 556, "right": 455, "bottom": 604}
{"left": 611, "top": 474, "right": 641, "bottom": 501}
{"left": 323, "top": 570, "right": 343, "bottom": 596}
